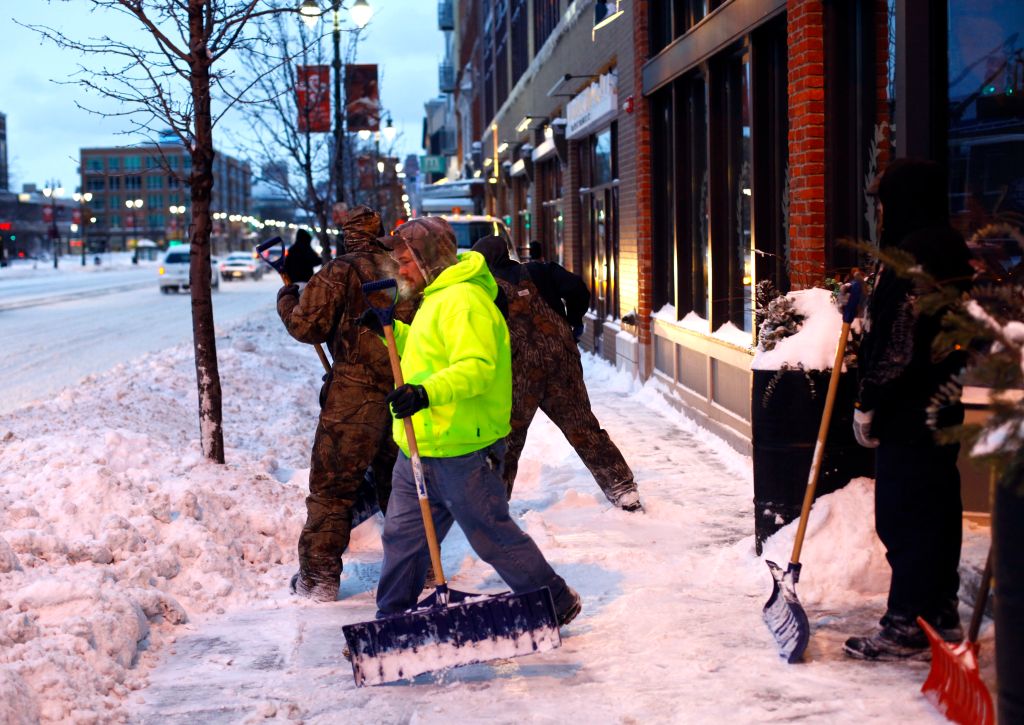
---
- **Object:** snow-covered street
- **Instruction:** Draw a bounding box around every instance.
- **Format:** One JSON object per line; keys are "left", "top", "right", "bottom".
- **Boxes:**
{"left": 0, "top": 266, "right": 281, "bottom": 415}
{"left": 0, "top": 307, "right": 993, "bottom": 724}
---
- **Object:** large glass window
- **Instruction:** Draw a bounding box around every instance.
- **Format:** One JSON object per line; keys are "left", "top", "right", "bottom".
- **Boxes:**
{"left": 533, "top": 0, "right": 560, "bottom": 53}
{"left": 580, "top": 123, "right": 619, "bottom": 320}
{"left": 510, "top": 0, "right": 529, "bottom": 85}
{"left": 649, "top": 17, "right": 788, "bottom": 335}
{"left": 948, "top": 0, "right": 1024, "bottom": 283}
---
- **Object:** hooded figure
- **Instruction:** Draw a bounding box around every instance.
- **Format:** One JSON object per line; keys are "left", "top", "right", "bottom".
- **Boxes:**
{"left": 276, "top": 205, "right": 415, "bottom": 602}
{"left": 471, "top": 235, "right": 640, "bottom": 510}
{"left": 283, "top": 228, "right": 322, "bottom": 283}
{"left": 361, "top": 218, "right": 582, "bottom": 627}
{"left": 844, "top": 159, "right": 975, "bottom": 661}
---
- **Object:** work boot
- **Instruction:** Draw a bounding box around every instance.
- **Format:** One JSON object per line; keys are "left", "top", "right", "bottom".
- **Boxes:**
{"left": 605, "top": 479, "right": 643, "bottom": 511}
{"left": 843, "top": 613, "right": 930, "bottom": 661}
{"left": 925, "top": 599, "right": 964, "bottom": 642}
{"left": 289, "top": 568, "right": 340, "bottom": 603}
{"left": 556, "top": 587, "right": 583, "bottom": 627}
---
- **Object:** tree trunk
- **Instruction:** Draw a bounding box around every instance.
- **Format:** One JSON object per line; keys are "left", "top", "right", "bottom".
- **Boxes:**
{"left": 187, "top": 2, "right": 225, "bottom": 463}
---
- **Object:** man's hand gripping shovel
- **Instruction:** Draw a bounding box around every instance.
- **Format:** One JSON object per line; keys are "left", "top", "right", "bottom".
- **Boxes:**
{"left": 256, "top": 236, "right": 331, "bottom": 374}
{"left": 339, "top": 278, "right": 562, "bottom": 687}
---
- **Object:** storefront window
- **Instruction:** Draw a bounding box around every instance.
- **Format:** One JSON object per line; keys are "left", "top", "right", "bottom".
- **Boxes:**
{"left": 579, "top": 123, "right": 620, "bottom": 320}
{"left": 947, "top": 0, "right": 1024, "bottom": 282}
{"left": 650, "top": 17, "right": 787, "bottom": 335}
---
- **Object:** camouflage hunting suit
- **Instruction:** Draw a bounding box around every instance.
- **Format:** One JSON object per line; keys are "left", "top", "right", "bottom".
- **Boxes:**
{"left": 471, "top": 238, "right": 636, "bottom": 503}
{"left": 277, "top": 206, "right": 414, "bottom": 600}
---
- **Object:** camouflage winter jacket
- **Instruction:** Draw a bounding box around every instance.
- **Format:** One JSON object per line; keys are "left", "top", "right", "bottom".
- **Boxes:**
{"left": 277, "top": 206, "right": 413, "bottom": 391}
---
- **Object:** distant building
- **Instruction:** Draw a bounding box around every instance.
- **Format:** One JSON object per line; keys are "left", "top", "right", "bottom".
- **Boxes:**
{"left": 0, "top": 111, "right": 8, "bottom": 192}
{"left": 79, "top": 135, "right": 252, "bottom": 251}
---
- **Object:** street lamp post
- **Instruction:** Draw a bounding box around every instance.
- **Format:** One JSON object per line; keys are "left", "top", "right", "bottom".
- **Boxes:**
{"left": 42, "top": 180, "right": 64, "bottom": 269}
{"left": 298, "top": 0, "right": 372, "bottom": 242}
{"left": 125, "top": 198, "right": 144, "bottom": 251}
{"left": 72, "top": 192, "right": 93, "bottom": 266}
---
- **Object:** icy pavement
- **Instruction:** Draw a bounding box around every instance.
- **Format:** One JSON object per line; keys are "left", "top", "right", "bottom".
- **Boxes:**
{"left": 0, "top": 314, "right": 993, "bottom": 724}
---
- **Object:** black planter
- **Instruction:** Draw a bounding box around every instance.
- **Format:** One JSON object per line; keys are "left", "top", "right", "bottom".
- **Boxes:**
{"left": 751, "top": 369, "right": 875, "bottom": 554}
{"left": 994, "top": 473, "right": 1024, "bottom": 723}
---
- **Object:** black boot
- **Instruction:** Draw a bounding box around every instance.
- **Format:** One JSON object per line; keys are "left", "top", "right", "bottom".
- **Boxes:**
{"left": 843, "top": 613, "right": 930, "bottom": 661}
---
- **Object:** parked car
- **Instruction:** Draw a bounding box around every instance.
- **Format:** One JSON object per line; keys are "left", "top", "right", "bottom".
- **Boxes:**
{"left": 158, "top": 248, "right": 220, "bottom": 294}
{"left": 219, "top": 250, "right": 264, "bottom": 281}
{"left": 440, "top": 214, "right": 519, "bottom": 261}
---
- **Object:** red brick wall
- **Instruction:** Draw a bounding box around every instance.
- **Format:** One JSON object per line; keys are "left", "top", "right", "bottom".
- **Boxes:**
{"left": 632, "top": 0, "right": 653, "bottom": 346}
{"left": 787, "top": 0, "right": 826, "bottom": 289}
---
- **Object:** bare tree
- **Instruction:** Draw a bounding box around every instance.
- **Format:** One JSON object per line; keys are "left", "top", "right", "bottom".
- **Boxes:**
{"left": 235, "top": 14, "right": 361, "bottom": 255}
{"left": 29, "top": 1, "right": 291, "bottom": 464}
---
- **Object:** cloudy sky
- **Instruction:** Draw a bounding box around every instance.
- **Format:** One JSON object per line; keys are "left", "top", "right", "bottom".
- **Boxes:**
{"left": 1, "top": 1, "right": 446, "bottom": 193}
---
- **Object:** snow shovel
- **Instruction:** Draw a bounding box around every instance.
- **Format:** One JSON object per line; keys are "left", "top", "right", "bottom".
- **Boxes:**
{"left": 342, "top": 278, "right": 561, "bottom": 687}
{"left": 256, "top": 236, "right": 331, "bottom": 374}
{"left": 918, "top": 548, "right": 994, "bottom": 725}
{"left": 763, "top": 279, "right": 863, "bottom": 663}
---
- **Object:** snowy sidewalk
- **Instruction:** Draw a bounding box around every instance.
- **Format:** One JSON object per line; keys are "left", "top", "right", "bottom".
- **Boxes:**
{"left": 0, "top": 315, "right": 992, "bottom": 724}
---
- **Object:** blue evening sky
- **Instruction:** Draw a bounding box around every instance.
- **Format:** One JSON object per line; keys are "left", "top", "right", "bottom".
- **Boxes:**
{"left": 0, "top": 1, "right": 445, "bottom": 193}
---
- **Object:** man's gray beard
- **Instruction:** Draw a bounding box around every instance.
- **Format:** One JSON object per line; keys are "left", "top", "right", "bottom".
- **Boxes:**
{"left": 396, "top": 277, "right": 422, "bottom": 303}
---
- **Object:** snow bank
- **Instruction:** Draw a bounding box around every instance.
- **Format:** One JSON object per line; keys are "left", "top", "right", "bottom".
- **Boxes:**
{"left": 0, "top": 317, "right": 316, "bottom": 722}
{"left": 752, "top": 288, "right": 843, "bottom": 371}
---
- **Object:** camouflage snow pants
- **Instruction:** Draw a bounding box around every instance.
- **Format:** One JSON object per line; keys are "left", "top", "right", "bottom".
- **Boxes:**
{"left": 297, "top": 377, "right": 396, "bottom": 594}
{"left": 503, "top": 345, "right": 634, "bottom": 503}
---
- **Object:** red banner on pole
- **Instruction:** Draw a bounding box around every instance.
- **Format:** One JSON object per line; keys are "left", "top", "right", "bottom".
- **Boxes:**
{"left": 345, "top": 64, "right": 380, "bottom": 132}
{"left": 72, "top": 209, "right": 82, "bottom": 225}
{"left": 42, "top": 206, "right": 54, "bottom": 224}
{"left": 297, "top": 65, "right": 331, "bottom": 133}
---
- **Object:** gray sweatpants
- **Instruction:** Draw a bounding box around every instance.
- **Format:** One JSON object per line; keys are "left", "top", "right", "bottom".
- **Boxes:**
{"left": 375, "top": 441, "right": 573, "bottom": 617}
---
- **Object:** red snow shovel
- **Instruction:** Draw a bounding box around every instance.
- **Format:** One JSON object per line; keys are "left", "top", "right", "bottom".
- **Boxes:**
{"left": 342, "top": 279, "right": 561, "bottom": 687}
{"left": 918, "top": 549, "right": 994, "bottom": 725}
{"left": 763, "top": 279, "right": 863, "bottom": 663}
{"left": 256, "top": 236, "right": 331, "bottom": 374}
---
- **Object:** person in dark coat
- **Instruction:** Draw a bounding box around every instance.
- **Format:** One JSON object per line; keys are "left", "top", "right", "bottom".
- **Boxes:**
{"left": 844, "top": 158, "right": 976, "bottom": 660}
{"left": 276, "top": 206, "right": 415, "bottom": 602}
{"left": 283, "top": 228, "right": 322, "bottom": 283}
{"left": 522, "top": 252, "right": 591, "bottom": 342}
{"left": 471, "top": 235, "right": 641, "bottom": 511}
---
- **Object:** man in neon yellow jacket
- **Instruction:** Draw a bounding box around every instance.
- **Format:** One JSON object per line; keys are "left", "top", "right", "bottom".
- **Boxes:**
{"left": 364, "top": 217, "right": 582, "bottom": 626}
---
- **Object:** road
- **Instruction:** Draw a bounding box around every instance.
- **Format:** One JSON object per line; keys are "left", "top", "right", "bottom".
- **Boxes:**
{"left": 0, "top": 272, "right": 280, "bottom": 415}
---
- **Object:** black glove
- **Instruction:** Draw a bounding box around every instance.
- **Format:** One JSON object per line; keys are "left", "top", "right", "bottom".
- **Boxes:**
{"left": 277, "top": 283, "right": 299, "bottom": 303}
{"left": 572, "top": 324, "right": 584, "bottom": 343}
{"left": 386, "top": 384, "right": 429, "bottom": 418}
{"left": 357, "top": 307, "right": 385, "bottom": 336}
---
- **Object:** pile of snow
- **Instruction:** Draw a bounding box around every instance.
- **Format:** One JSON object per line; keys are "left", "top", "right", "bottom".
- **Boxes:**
{"left": 752, "top": 288, "right": 843, "bottom": 371}
{"left": 0, "top": 310, "right": 993, "bottom": 722}
{"left": 0, "top": 317, "right": 319, "bottom": 722}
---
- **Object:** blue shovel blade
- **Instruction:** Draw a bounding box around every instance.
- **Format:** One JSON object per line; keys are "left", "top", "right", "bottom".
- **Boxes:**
{"left": 343, "top": 587, "right": 561, "bottom": 686}
{"left": 763, "top": 560, "right": 810, "bottom": 664}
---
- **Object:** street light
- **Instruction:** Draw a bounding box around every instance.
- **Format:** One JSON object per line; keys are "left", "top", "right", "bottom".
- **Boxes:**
{"left": 73, "top": 191, "right": 93, "bottom": 266}
{"left": 298, "top": 0, "right": 374, "bottom": 251}
{"left": 381, "top": 113, "right": 396, "bottom": 143}
{"left": 42, "top": 181, "right": 64, "bottom": 269}
{"left": 350, "top": 0, "right": 372, "bottom": 28}
{"left": 125, "top": 199, "right": 143, "bottom": 249}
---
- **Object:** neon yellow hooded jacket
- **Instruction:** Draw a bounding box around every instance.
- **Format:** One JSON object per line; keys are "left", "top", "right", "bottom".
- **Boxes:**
{"left": 391, "top": 251, "right": 512, "bottom": 458}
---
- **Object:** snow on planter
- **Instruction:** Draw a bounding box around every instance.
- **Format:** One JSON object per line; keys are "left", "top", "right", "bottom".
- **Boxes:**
{"left": 752, "top": 288, "right": 844, "bottom": 371}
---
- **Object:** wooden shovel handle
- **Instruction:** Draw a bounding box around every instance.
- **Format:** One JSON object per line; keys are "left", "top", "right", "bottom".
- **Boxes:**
{"left": 790, "top": 321, "right": 851, "bottom": 564}
{"left": 382, "top": 323, "right": 446, "bottom": 587}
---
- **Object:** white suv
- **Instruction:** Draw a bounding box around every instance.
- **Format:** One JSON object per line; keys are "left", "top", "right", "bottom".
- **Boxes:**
{"left": 440, "top": 214, "right": 519, "bottom": 261}
{"left": 158, "top": 247, "right": 220, "bottom": 294}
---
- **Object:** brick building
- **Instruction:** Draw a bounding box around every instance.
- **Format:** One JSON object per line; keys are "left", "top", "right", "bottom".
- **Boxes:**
{"left": 80, "top": 136, "right": 252, "bottom": 252}
{"left": 436, "top": 0, "right": 1024, "bottom": 460}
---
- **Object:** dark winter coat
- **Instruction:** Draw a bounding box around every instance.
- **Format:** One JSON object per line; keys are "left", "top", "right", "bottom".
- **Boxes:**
{"left": 284, "top": 228, "right": 322, "bottom": 283}
{"left": 857, "top": 159, "right": 975, "bottom": 443}
{"left": 278, "top": 206, "right": 414, "bottom": 391}
{"left": 523, "top": 260, "right": 590, "bottom": 328}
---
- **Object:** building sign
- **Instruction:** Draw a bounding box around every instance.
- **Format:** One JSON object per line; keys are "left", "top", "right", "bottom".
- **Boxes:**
{"left": 296, "top": 65, "right": 331, "bottom": 133}
{"left": 566, "top": 71, "right": 618, "bottom": 140}
{"left": 419, "top": 155, "right": 446, "bottom": 174}
{"left": 345, "top": 64, "right": 380, "bottom": 133}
